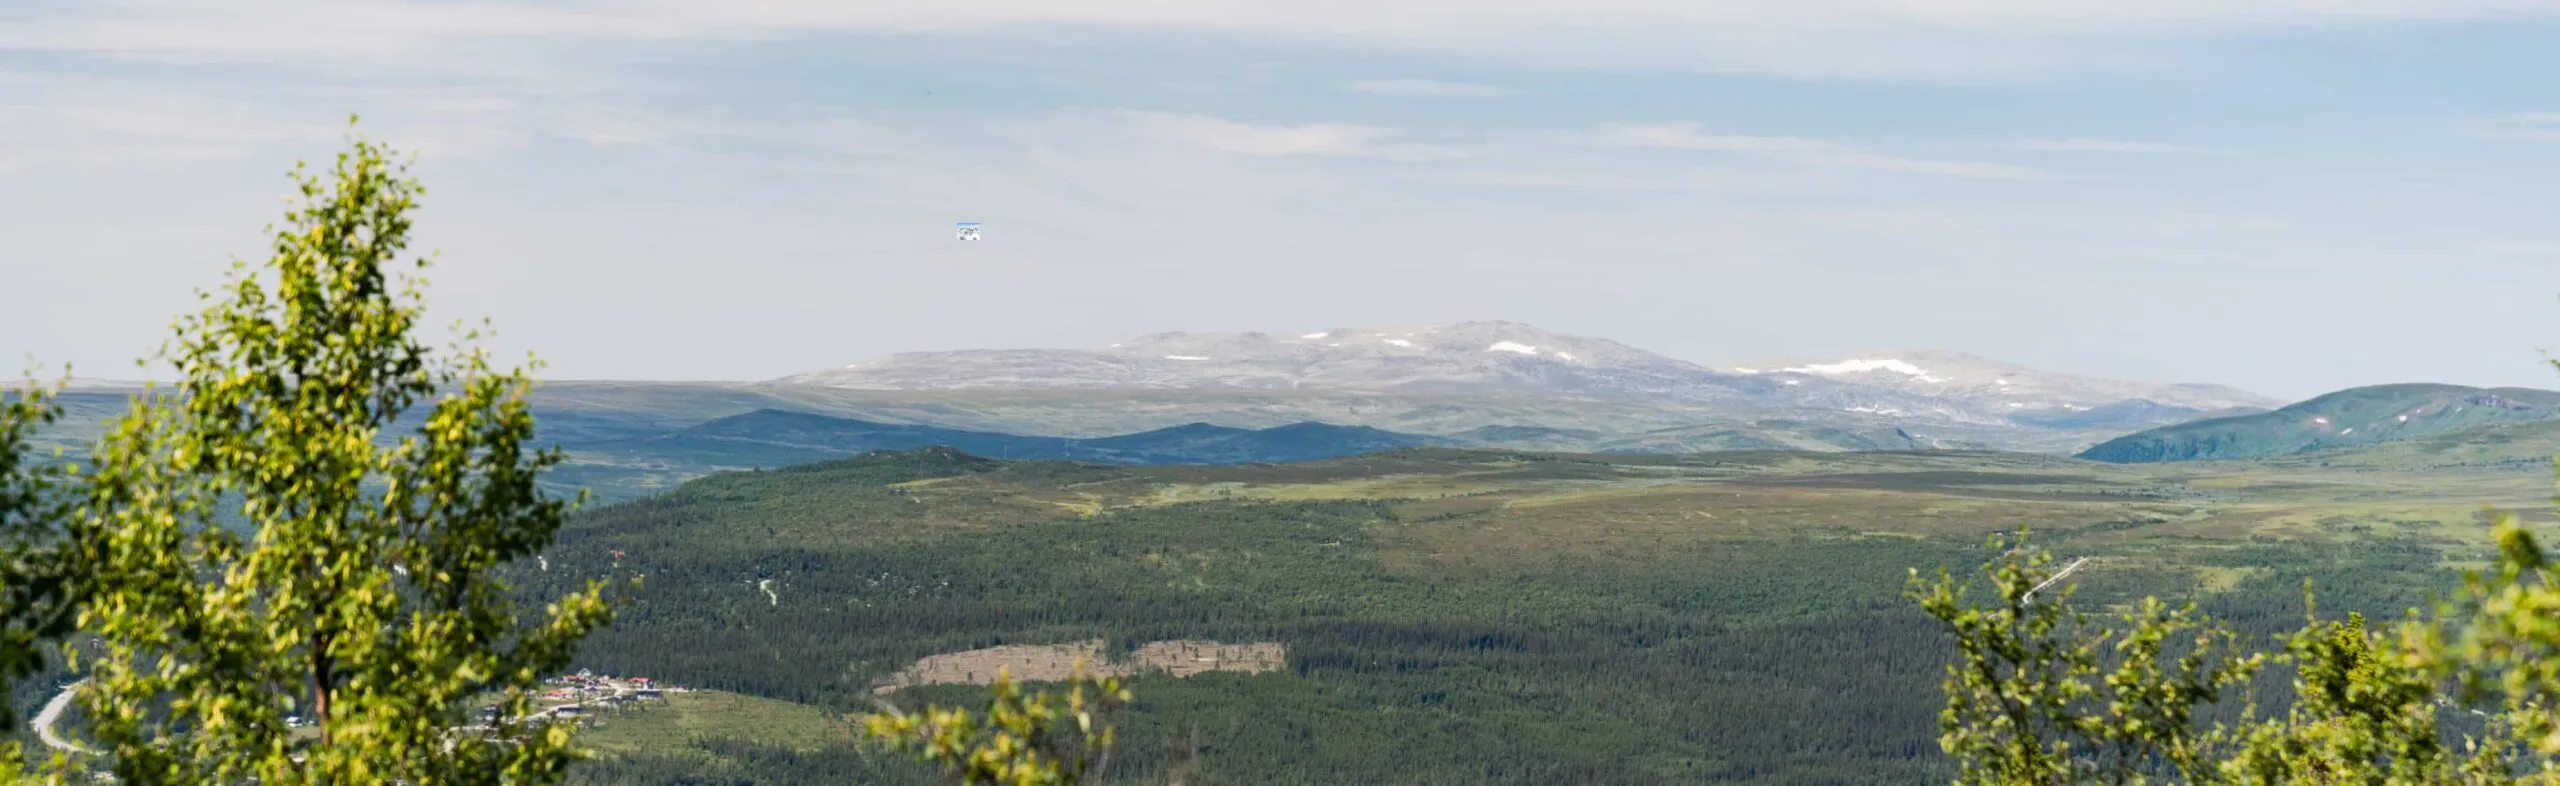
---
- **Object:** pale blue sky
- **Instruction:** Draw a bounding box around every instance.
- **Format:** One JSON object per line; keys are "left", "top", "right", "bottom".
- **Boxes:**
{"left": 6, "top": 1, "right": 2560, "bottom": 399}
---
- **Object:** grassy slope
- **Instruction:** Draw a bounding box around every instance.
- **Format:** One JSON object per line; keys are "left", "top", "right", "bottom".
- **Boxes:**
{"left": 2247, "top": 418, "right": 2560, "bottom": 471}
{"left": 2078, "top": 383, "right": 2560, "bottom": 463}
{"left": 527, "top": 445, "right": 2557, "bottom": 785}
{"left": 575, "top": 690, "right": 852, "bottom": 756}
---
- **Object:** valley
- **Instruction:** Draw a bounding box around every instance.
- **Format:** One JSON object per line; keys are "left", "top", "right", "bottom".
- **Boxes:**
{"left": 516, "top": 439, "right": 2557, "bottom": 784}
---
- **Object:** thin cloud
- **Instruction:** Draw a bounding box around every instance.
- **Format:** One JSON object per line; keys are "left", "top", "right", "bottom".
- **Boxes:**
{"left": 2013, "top": 138, "right": 2233, "bottom": 154}
{"left": 1344, "top": 79, "right": 1515, "bottom": 98}
{"left": 1128, "top": 112, "right": 1470, "bottom": 161}
{"left": 1587, "top": 122, "right": 2054, "bottom": 180}
{"left": 2466, "top": 113, "right": 2560, "bottom": 142}
{"left": 2481, "top": 240, "right": 2560, "bottom": 256}
{"left": 1586, "top": 124, "right": 1837, "bottom": 152}
{"left": 17, "top": 1, "right": 2560, "bottom": 80}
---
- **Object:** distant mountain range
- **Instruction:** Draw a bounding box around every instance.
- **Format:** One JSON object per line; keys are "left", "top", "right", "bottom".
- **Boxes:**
{"left": 778, "top": 321, "right": 2279, "bottom": 448}
{"left": 34, "top": 322, "right": 2355, "bottom": 493}
{"left": 2078, "top": 384, "right": 2560, "bottom": 463}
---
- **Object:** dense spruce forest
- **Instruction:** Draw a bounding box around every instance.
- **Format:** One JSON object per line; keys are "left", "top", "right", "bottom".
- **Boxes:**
{"left": 516, "top": 448, "right": 2470, "bottom": 785}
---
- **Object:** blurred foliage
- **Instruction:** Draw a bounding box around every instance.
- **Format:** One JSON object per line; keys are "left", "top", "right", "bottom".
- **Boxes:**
{"left": 1918, "top": 479, "right": 2560, "bottom": 784}
{"left": 0, "top": 123, "right": 619, "bottom": 784}
{"left": 861, "top": 667, "right": 1130, "bottom": 786}
{"left": 0, "top": 378, "right": 72, "bottom": 781}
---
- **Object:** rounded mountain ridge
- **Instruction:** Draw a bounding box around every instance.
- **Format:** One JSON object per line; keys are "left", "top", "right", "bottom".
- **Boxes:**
{"left": 782, "top": 321, "right": 1745, "bottom": 398}
{"left": 773, "top": 322, "right": 2278, "bottom": 435}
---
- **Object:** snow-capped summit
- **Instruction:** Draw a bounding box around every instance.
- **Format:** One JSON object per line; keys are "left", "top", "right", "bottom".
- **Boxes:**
{"left": 1726, "top": 349, "right": 2278, "bottom": 413}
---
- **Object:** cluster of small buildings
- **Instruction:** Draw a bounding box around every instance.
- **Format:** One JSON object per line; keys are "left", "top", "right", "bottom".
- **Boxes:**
{"left": 458, "top": 669, "right": 677, "bottom": 726}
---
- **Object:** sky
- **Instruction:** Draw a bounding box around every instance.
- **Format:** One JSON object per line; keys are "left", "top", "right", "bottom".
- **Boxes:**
{"left": 6, "top": 2, "right": 2560, "bottom": 400}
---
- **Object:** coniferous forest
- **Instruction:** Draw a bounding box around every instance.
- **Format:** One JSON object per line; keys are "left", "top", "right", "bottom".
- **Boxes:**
{"left": 515, "top": 448, "right": 2470, "bottom": 784}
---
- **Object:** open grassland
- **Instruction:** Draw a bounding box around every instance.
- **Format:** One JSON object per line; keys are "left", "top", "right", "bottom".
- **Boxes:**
{"left": 1072, "top": 448, "right": 2555, "bottom": 558}
{"left": 576, "top": 690, "right": 852, "bottom": 755}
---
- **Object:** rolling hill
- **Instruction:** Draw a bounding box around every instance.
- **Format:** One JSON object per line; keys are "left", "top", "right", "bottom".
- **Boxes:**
{"left": 2076, "top": 383, "right": 2560, "bottom": 463}
{"left": 30, "top": 385, "right": 2184, "bottom": 506}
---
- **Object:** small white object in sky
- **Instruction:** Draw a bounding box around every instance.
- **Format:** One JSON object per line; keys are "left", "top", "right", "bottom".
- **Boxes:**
{"left": 955, "top": 221, "right": 982, "bottom": 240}
{"left": 1487, "top": 341, "right": 1539, "bottom": 355}
{"left": 1164, "top": 355, "right": 1210, "bottom": 361}
{"left": 2397, "top": 415, "right": 2409, "bottom": 422}
{"left": 2340, "top": 428, "right": 2354, "bottom": 435}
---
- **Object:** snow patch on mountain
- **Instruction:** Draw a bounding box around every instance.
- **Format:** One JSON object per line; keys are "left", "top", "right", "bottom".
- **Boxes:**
{"left": 1775, "top": 358, "right": 1951, "bottom": 384}
{"left": 1488, "top": 341, "right": 1539, "bottom": 355}
{"left": 1785, "top": 358, "right": 1943, "bottom": 382}
{"left": 1731, "top": 349, "right": 2281, "bottom": 414}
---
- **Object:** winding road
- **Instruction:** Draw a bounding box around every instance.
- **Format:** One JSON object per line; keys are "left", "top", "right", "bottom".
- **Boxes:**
{"left": 33, "top": 677, "right": 661, "bottom": 755}
{"left": 2024, "top": 556, "right": 2092, "bottom": 603}
{"left": 31, "top": 680, "right": 95, "bottom": 755}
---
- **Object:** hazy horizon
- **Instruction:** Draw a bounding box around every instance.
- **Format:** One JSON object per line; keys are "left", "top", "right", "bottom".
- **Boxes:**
{"left": 9, "top": 2, "right": 2560, "bottom": 401}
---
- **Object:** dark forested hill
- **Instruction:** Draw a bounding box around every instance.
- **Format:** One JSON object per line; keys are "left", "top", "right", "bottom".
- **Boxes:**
{"left": 572, "top": 408, "right": 1440, "bottom": 469}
